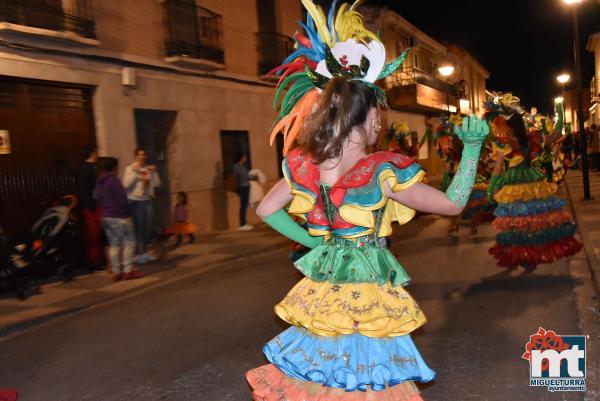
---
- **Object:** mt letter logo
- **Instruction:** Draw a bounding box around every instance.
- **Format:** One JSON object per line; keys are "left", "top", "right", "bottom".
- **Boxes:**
{"left": 522, "top": 327, "right": 586, "bottom": 392}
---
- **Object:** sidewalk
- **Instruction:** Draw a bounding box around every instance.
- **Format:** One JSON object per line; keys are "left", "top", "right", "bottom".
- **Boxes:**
{"left": 0, "top": 225, "right": 288, "bottom": 338}
{"left": 564, "top": 169, "right": 600, "bottom": 294}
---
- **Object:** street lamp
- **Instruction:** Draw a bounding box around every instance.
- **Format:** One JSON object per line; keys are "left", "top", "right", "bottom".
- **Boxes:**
{"left": 555, "top": 96, "right": 565, "bottom": 104}
{"left": 557, "top": 73, "right": 571, "bottom": 84}
{"left": 438, "top": 65, "right": 455, "bottom": 77}
{"left": 563, "top": 0, "right": 591, "bottom": 199}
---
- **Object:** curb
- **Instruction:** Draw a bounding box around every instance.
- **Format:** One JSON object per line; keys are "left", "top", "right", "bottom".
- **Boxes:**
{"left": 0, "top": 239, "right": 289, "bottom": 341}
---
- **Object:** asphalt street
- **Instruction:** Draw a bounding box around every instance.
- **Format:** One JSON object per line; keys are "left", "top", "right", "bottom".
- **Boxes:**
{"left": 0, "top": 215, "right": 584, "bottom": 401}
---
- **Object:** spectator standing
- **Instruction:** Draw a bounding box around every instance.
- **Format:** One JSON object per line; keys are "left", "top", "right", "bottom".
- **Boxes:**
{"left": 96, "top": 157, "right": 142, "bottom": 280}
{"left": 77, "top": 145, "right": 104, "bottom": 270}
{"left": 167, "top": 191, "right": 197, "bottom": 246}
{"left": 123, "top": 148, "right": 161, "bottom": 263}
{"left": 233, "top": 153, "right": 256, "bottom": 231}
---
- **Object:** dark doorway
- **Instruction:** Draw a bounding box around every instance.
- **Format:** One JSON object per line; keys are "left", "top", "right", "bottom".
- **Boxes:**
{"left": 220, "top": 130, "right": 251, "bottom": 178}
{"left": 134, "top": 109, "right": 177, "bottom": 235}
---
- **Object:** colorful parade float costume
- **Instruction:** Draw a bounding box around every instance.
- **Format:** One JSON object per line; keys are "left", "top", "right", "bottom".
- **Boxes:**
{"left": 246, "top": 1, "right": 437, "bottom": 399}
{"left": 485, "top": 94, "right": 582, "bottom": 269}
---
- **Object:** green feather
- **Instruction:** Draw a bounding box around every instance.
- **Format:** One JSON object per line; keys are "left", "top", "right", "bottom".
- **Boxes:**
{"left": 280, "top": 81, "right": 313, "bottom": 118}
{"left": 377, "top": 48, "right": 410, "bottom": 80}
{"left": 273, "top": 72, "right": 308, "bottom": 108}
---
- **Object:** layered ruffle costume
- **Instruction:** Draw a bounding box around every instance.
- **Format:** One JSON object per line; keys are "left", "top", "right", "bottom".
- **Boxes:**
{"left": 244, "top": 1, "right": 461, "bottom": 398}
{"left": 462, "top": 149, "right": 497, "bottom": 226}
{"left": 462, "top": 179, "right": 495, "bottom": 226}
{"left": 487, "top": 103, "right": 582, "bottom": 267}
{"left": 246, "top": 149, "right": 434, "bottom": 400}
{"left": 421, "top": 116, "right": 463, "bottom": 192}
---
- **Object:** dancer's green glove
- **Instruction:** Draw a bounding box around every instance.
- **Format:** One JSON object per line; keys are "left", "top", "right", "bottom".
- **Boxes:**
{"left": 263, "top": 209, "right": 323, "bottom": 248}
{"left": 447, "top": 115, "right": 490, "bottom": 207}
{"left": 487, "top": 174, "right": 502, "bottom": 201}
{"left": 554, "top": 102, "right": 564, "bottom": 134}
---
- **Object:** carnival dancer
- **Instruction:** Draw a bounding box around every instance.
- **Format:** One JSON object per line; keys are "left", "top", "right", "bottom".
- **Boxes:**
{"left": 485, "top": 94, "right": 581, "bottom": 272}
{"left": 421, "top": 115, "right": 464, "bottom": 233}
{"left": 245, "top": 1, "right": 489, "bottom": 400}
{"left": 461, "top": 144, "right": 496, "bottom": 235}
{"left": 382, "top": 121, "right": 419, "bottom": 158}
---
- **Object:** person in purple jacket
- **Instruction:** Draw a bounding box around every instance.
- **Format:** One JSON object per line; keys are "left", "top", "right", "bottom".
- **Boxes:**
{"left": 96, "top": 157, "right": 143, "bottom": 281}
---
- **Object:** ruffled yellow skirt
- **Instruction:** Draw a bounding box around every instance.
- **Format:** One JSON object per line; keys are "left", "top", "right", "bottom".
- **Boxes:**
{"left": 494, "top": 181, "right": 557, "bottom": 203}
{"left": 274, "top": 278, "right": 426, "bottom": 338}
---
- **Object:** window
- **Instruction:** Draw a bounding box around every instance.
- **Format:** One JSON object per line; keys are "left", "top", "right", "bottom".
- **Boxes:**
{"left": 0, "top": 0, "right": 95, "bottom": 38}
{"left": 163, "top": 0, "right": 224, "bottom": 64}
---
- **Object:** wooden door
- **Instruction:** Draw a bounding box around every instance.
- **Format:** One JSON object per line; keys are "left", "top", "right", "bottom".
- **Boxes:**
{"left": 0, "top": 77, "right": 95, "bottom": 241}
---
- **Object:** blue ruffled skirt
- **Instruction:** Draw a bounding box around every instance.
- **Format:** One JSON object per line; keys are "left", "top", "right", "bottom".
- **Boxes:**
{"left": 264, "top": 326, "right": 435, "bottom": 392}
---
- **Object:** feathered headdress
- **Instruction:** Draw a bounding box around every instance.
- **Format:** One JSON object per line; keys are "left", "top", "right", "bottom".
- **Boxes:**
{"left": 270, "top": 0, "right": 410, "bottom": 155}
{"left": 483, "top": 93, "right": 524, "bottom": 122}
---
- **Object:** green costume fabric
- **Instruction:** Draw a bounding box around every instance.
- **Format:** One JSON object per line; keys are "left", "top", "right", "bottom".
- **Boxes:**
{"left": 487, "top": 174, "right": 503, "bottom": 201}
{"left": 294, "top": 237, "right": 411, "bottom": 287}
{"left": 292, "top": 184, "right": 412, "bottom": 287}
{"left": 447, "top": 116, "right": 490, "bottom": 207}
{"left": 263, "top": 209, "right": 323, "bottom": 249}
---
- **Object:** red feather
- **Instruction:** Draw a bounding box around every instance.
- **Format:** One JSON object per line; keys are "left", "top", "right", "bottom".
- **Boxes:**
{"left": 294, "top": 32, "right": 312, "bottom": 49}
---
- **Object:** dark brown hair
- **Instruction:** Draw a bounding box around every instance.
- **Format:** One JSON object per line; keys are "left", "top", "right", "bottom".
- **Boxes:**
{"left": 300, "top": 77, "right": 378, "bottom": 163}
{"left": 100, "top": 157, "right": 118, "bottom": 173}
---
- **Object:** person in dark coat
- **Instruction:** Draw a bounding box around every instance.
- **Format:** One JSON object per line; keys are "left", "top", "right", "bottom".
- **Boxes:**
{"left": 77, "top": 145, "right": 104, "bottom": 270}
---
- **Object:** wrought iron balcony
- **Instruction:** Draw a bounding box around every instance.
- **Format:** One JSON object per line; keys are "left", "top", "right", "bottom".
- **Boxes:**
{"left": 256, "top": 32, "right": 294, "bottom": 76}
{"left": 386, "top": 67, "right": 459, "bottom": 113}
{"left": 0, "top": 0, "right": 95, "bottom": 39}
{"left": 164, "top": 0, "right": 224, "bottom": 67}
{"left": 391, "top": 67, "right": 457, "bottom": 96}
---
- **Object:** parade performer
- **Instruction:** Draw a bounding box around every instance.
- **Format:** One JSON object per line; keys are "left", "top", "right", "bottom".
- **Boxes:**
{"left": 381, "top": 121, "right": 418, "bottom": 158}
{"left": 461, "top": 147, "right": 496, "bottom": 235}
{"left": 485, "top": 94, "right": 581, "bottom": 271}
{"left": 245, "top": 1, "right": 489, "bottom": 400}
{"left": 421, "top": 115, "right": 463, "bottom": 233}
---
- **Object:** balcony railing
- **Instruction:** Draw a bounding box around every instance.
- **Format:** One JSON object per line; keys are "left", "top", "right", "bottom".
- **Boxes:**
{"left": 592, "top": 77, "right": 599, "bottom": 101}
{"left": 390, "top": 67, "right": 458, "bottom": 96}
{"left": 0, "top": 0, "right": 95, "bottom": 39}
{"left": 256, "top": 32, "right": 294, "bottom": 76}
{"left": 164, "top": 0, "right": 224, "bottom": 65}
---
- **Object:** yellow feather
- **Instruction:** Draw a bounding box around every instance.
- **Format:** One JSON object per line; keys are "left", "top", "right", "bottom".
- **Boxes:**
{"left": 349, "top": 0, "right": 366, "bottom": 12}
{"left": 301, "top": 0, "right": 333, "bottom": 47}
{"left": 335, "top": 2, "right": 378, "bottom": 45}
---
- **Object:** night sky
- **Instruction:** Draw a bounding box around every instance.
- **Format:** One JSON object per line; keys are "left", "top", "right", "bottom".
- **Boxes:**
{"left": 369, "top": 0, "right": 600, "bottom": 113}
